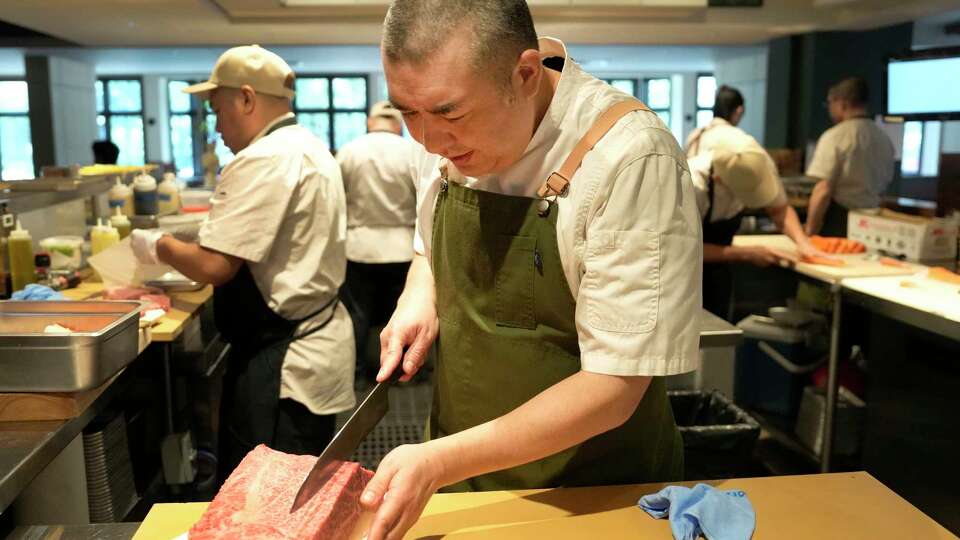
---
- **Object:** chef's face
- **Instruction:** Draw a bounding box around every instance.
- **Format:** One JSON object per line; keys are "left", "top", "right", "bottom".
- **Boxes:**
{"left": 827, "top": 94, "right": 845, "bottom": 124}
{"left": 209, "top": 87, "right": 253, "bottom": 154}
{"left": 383, "top": 34, "right": 543, "bottom": 177}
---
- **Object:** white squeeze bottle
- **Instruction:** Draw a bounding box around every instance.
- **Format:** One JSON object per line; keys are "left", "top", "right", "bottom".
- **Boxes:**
{"left": 108, "top": 178, "right": 135, "bottom": 217}
{"left": 91, "top": 218, "right": 120, "bottom": 255}
{"left": 158, "top": 172, "right": 181, "bottom": 216}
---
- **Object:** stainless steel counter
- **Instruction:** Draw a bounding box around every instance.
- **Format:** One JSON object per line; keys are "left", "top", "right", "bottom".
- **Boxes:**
{"left": 6, "top": 523, "right": 139, "bottom": 540}
{"left": 698, "top": 309, "right": 743, "bottom": 348}
{"left": 0, "top": 375, "right": 125, "bottom": 514}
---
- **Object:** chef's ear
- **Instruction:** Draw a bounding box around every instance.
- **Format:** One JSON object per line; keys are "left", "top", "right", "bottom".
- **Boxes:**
{"left": 514, "top": 48, "right": 542, "bottom": 100}
{"left": 239, "top": 85, "right": 257, "bottom": 114}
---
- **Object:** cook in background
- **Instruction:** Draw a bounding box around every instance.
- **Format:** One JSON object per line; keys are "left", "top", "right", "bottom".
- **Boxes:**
{"left": 360, "top": 1, "right": 702, "bottom": 538}
{"left": 685, "top": 84, "right": 746, "bottom": 158}
{"left": 805, "top": 77, "right": 896, "bottom": 237}
{"left": 130, "top": 45, "right": 355, "bottom": 484}
{"left": 337, "top": 101, "right": 424, "bottom": 383}
{"left": 688, "top": 135, "right": 816, "bottom": 321}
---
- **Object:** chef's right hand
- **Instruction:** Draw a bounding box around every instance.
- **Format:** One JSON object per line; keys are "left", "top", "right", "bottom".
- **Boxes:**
{"left": 378, "top": 292, "right": 438, "bottom": 383}
{"left": 130, "top": 229, "right": 168, "bottom": 265}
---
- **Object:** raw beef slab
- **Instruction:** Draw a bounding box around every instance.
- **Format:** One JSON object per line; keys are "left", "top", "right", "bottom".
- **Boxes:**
{"left": 189, "top": 445, "right": 374, "bottom": 540}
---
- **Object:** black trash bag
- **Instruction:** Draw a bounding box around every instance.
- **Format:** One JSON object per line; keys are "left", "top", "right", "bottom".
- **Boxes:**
{"left": 670, "top": 390, "right": 761, "bottom": 480}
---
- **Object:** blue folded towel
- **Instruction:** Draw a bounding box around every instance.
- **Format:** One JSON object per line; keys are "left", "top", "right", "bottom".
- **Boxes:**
{"left": 638, "top": 483, "right": 755, "bottom": 540}
{"left": 12, "top": 284, "right": 65, "bottom": 301}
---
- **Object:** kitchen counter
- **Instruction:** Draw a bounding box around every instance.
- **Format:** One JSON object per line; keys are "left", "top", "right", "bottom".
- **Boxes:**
{"left": 133, "top": 472, "right": 957, "bottom": 540}
{"left": 0, "top": 372, "right": 126, "bottom": 514}
{"left": 843, "top": 274, "right": 960, "bottom": 341}
{"left": 62, "top": 283, "right": 214, "bottom": 343}
{"left": 6, "top": 523, "right": 140, "bottom": 540}
{"left": 697, "top": 309, "right": 742, "bottom": 348}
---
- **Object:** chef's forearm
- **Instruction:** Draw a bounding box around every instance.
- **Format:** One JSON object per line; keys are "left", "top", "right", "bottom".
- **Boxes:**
{"left": 156, "top": 236, "right": 242, "bottom": 286}
{"left": 703, "top": 243, "right": 752, "bottom": 263}
{"left": 805, "top": 179, "right": 832, "bottom": 236}
{"left": 427, "top": 371, "right": 652, "bottom": 488}
{"left": 768, "top": 204, "right": 813, "bottom": 249}
{"left": 399, "top": 253, "right": 436, "bottom": 305}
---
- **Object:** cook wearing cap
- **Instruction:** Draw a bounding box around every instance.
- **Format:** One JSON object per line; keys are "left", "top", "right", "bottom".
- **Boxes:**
{"left": 130, "top": 44, "right": 355, "bottom": 482}
{"left": 688, "top": 133, "right": 817, "bottom": 320}
{"left": 336, "top": 100, "right": 424, "bottom": 382}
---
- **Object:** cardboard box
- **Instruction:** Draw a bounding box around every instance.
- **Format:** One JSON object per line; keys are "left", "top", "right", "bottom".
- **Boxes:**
{"left": 847, "top": 209, "right": 958, "bottom": 261}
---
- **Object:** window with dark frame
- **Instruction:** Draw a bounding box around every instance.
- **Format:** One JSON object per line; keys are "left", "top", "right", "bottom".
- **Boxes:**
{"left": 901, "top": 120, "right": 942, "bottom": 178}
{"left": 603, "top": 79, "right": 638, "bottom": 98}
{"left": 167, "top": 80, "right": 234, "bottom": 178}
{"left": 0, "top": 80, "right": 34, "bottom": 180}
{"left": 645, "top": 77, "right": 672, "bottom": 127}
{"left": 294, "top": 75, "right": 369, "bottom": 151}
{"left": 696, "top": 74, "right": 717, "bottom": 129}
{"left": 96, "top": 78, "right": 146, "bottom": 166}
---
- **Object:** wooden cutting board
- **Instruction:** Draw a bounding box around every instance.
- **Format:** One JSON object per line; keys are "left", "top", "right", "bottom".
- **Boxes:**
{"left": 0, "top": 373, "right": 118, "bottom": 422}
{"left": 135, "top": 472, "right": 957, "bottom": 540}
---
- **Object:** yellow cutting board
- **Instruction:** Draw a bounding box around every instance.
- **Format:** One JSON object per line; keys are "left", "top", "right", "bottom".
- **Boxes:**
{"left": 135, "top": 473, "right": 957, "bottom": 540}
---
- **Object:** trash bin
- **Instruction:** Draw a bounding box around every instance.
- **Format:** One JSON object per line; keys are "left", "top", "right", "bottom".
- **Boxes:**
{"left": 670, "top": 390, "right": 761, "bottom": 480}
{"left": 734, "top": 314, "right": 825, "bottom": 419}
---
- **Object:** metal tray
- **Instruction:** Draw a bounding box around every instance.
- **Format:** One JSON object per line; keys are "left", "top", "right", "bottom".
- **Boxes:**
{"left": 143, "top": 271, "right": 204, "bottom": 293}
{"left": 0, "top": 301, "right": 142, "bottom": 392}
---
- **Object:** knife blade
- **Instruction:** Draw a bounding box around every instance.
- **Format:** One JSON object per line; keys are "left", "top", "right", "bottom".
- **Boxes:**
{"left": 289, "top": 370, "right": 402, "bottom": 513}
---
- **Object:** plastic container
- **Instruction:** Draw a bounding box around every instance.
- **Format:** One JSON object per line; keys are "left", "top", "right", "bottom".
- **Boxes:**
{"left": 157, "top": 172, "right": 181, "bottom": 216}
{"left": 39, "top": 236, "right": 85, "bottom": 270}
{"left": 132, "top": 173, "right": 159, "bottom": 216}
{"left": 734, "top": 315, "right": 825, "bottom": 419}
{"left": 91, "top": 219, "right": 120, "bottom": 256}
{"left": 9, "top": 221, "right": 36, "bottom": 292}
{"left": 794, "top": 386, "right": 865, "bottom": 458}
{"left": 109, "top": 207, "right": 131, "bottom": 240}
{"left": 180, "top": 189, "right": 213, "bottom": 211}
{"left": 670, "top": 390, "right": 761, "bottom": 480}
{"left": 108, "top": 178, "right": 135, "bottom": 217}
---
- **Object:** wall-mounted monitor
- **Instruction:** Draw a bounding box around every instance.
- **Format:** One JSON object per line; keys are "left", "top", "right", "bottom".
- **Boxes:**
{"left": 885, "top": 47, "right": 960, "bottom": 121}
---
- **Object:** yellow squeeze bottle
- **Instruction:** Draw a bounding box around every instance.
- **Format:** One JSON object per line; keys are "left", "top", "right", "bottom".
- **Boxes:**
{"left": 91, "top": 218, "right": 120, "bottom": 255}
{"left": 8, "top": 220, "right": 35, "bottom": 292}
{"left": 110, "top": 207, "right": 132, "bottom": 240}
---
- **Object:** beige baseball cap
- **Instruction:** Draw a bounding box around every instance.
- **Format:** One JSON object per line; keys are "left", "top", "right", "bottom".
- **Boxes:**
{"left": 711, "top": 139, "right": 782, "bottom": 209}
{"left": 184, "top": 45, "right": 295, "bottom": 100}
{"left": 369, "top": 101, "right": 403, "bottom": 123}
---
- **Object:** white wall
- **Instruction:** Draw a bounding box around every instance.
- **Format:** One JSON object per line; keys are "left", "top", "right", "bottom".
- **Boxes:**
{"left": 712, "top": 45, "right": 769, "bottom": 144}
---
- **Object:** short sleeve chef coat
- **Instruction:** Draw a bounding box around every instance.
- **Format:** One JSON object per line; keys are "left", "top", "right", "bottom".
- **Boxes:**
{"left": 414, "top": 38, "right": 703, "bottom": 377}
{"left": 687, "top": 151, "right": 788, "bottom": 223}
{"left": 805, "top": 118, "right": 896, "bottom": 209}
{"left": 336, "top": 131, "right": 422, "bottom": 264}
{"left": 198, "top": 113, "right": 356, "bottom": 415}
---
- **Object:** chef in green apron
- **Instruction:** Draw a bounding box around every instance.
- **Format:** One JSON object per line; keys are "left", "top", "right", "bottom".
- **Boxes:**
{"left": 131, "top": 45, "right": 355, "bottom": 483}
{"left": 360, "top": 2, "right": 703, "bottom": 539}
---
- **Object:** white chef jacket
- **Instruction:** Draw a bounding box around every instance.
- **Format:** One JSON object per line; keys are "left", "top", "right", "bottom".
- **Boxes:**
{"left": 414, "top": 38, "right": 702, "bottom": 377}
{"left": 685, "top": 117, "right": 742, "bottom": 159}
{"left": 805, "top": 118, "right": 896, "bottom": 209}
{"left": 336, "top": 131, "right": 421, "bottom": 263}
{"left": 688, "top": 152, "right": 788, "bottom": 223}
{"left": 199, "top": 113, "right": 356, "bottom": 415}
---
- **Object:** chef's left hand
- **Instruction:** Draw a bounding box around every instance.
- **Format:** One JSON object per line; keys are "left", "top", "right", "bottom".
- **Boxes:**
{"left": 130, "top": 229, "right": 168, "bottom": 265}
{"left": 362, "top": 442, "right": 445, "bottom": 540}
{"left": 796, "top": 239, "right": 825, "bottom": 260}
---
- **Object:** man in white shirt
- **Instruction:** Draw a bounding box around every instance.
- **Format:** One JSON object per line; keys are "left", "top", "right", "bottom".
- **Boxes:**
{"left": 337, "top": 101, "right": 422, "bottom": 381}
{"left": 688, "top": 134, "right": 816, "bottom": 319}
{"left": 805, "top": 77, "right": 896, "bottom": 236}
{"left": 359, "top": 2, "right": 702, "bottom": 538}
{"left": 130, "top": 45, "right": 355, "bottom": 482}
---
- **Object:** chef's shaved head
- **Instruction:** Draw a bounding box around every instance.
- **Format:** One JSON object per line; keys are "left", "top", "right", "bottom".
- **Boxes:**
{"left": 382, "top": 0, "right": 538, "bottom": 91}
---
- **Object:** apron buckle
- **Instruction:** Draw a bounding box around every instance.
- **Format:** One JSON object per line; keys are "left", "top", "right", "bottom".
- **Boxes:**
{"left": 537, "top": 172, "right": 570, "bottom": 199}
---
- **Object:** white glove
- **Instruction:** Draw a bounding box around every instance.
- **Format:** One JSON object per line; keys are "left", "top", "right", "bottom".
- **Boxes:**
{"left": 130, "top": 229, "right": 168, "bottom": 265}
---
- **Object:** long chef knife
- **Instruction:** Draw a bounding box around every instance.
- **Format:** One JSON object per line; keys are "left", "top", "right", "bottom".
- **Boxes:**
{"left": 289, "top": 369, "right": 403, "bottom": 513}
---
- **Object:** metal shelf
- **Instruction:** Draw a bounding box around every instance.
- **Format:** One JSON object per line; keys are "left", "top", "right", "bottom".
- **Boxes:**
{"left": 0, "top": 176, "right": 114, "bottom": 215}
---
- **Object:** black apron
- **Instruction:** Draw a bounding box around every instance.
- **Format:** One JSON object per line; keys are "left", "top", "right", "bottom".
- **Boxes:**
{"left": 214, "top": 115, "right": 340, "bottom": 481}
{"left": 819, "top": 199, "right": 849, "bottom": 237}
{"left": 701, "top": 172, "right": 744, "bottom": 322}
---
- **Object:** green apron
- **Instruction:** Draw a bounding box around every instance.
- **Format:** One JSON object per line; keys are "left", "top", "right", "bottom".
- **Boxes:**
{"left": 429, "top": 166, "right": 684, "bottom": 492}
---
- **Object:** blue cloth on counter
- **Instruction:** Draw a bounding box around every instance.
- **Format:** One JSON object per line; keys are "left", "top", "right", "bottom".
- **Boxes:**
{"left": 638, "top": 483, "right": 755, "bottom": 540}
{"left": 11, "top": 284, "right": 65, "bottom": 301}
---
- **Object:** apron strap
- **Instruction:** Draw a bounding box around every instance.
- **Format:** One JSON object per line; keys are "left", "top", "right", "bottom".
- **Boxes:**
{"left": 537, "top": 99, "right": 651, "bottom": 199}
